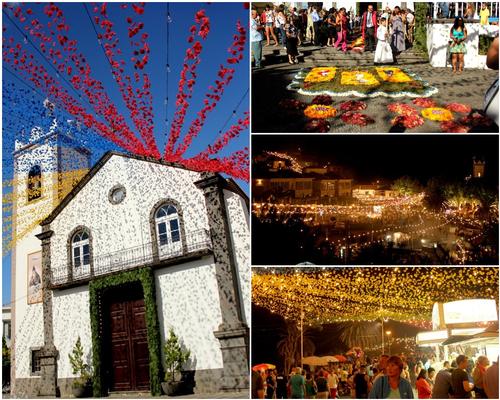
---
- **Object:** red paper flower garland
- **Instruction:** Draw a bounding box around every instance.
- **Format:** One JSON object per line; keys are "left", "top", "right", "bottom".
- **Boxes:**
{"left": 164, "top": 9, "right": 211, "bottom": 160}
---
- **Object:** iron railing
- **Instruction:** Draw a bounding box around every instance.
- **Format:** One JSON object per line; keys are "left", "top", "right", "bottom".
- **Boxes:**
{"left": 50, "top": 228, "right": 212, "bottom": 286}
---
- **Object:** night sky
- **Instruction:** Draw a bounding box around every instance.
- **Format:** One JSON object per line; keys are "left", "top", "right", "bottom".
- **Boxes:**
{"left": 252, "top": 135, "right": 499, "bottom": 184}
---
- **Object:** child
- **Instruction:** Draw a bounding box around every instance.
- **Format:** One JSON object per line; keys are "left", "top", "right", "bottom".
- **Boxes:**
{"left": 285, "top": 22, "right": 299, "bottom": 64}
{"left": 374, "top": 17, "right": 393, "bottom": 64}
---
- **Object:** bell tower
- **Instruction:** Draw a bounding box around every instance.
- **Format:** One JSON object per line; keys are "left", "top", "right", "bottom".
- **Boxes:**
{"left": 472, "top": 157, "right": 485, "bottom": 179}
{"left": 10, "top": 115, "right": 91, "bottom": 396}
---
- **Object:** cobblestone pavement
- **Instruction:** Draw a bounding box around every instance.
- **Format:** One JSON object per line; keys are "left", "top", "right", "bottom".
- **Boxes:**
{"left": 252, "top": 43, "right": 499, "bottom": 133}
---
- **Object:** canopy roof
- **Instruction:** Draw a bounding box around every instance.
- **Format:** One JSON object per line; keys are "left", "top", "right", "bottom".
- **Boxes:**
{"left": 252, "top": 267, "right": 498, "bottom": 326}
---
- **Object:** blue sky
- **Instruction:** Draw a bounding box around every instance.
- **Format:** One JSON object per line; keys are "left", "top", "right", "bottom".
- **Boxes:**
{"left": 2, "top": 2, "right": 250, "bottom": 305}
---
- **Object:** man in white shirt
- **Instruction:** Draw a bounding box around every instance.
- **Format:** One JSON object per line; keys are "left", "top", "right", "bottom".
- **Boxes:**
{"left": 362, "top": 4, "right": 378, "bottom": 52}
{"left": 311, "top": 7, "right": 321, "bottom": 46}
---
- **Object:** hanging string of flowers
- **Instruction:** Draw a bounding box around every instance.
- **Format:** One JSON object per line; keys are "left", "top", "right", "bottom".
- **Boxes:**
{"left": 172, "top": 20, "right": 247, "bottom": 160}
{"left": 3, "top": 3, "right": 149, "bottom": 154}
{"left": 93, "top": 2, "right": 160, "bottom": 158}
{"left": 164, "top": 9, "right": 210, "bottom": 160}
{"left": 192, "top": 112, "right": 249, "bottom": 159}
{"left": 2, "top": 39, "right": 142, "bottom": 153}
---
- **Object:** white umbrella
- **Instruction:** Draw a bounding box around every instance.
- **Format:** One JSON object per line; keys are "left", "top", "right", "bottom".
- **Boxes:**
{"left": 302, "top": 356, "right": 326, "bottom": 366}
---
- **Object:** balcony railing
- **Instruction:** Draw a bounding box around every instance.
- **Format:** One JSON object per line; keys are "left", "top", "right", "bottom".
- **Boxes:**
{"left": 50, "top": 228, "right": 212, "bottom": 287}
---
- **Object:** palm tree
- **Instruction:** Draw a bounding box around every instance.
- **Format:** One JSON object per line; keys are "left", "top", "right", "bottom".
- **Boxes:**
{"left": 276, "top": 320, "right": 316, "bottom": 375}
{"left": 336, "top": 321, "right": 380, "bottom": 349}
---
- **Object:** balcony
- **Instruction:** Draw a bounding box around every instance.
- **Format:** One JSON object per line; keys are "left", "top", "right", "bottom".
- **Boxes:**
{"left": 50, "top": 229, "right": 212, "bottom": 288}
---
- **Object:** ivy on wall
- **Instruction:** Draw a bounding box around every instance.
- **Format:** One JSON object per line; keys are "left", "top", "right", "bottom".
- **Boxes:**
{"left": 413, "top": 2, "right": 429, "bottom": 56}
{"left": 89, "top": 267, "right": 163, "bottom": 397}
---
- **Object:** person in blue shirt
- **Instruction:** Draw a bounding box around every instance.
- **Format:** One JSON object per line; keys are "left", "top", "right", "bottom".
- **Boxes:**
{"left": 368, "top": 355, "right": 414, "bottom": 399}
{"left": 311, "top": 7, "right": 321, "bottom": 46}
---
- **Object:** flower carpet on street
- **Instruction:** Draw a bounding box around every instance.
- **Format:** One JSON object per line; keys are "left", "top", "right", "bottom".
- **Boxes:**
{"left": 277, "top": 92, "right": 495, "bottom": 133}
{"left": 288, "top": 66, "right": 438, "bottom": 98}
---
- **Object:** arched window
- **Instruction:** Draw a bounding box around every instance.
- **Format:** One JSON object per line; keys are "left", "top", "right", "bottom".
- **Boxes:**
{"left": 28, "top": 165, "right": 42, "bottom": 202}
{"left": 155, "top": 205, "right": 181, "bottom": 247}
{"left": 72, "top": 231, "right": 90, "bottom": 269}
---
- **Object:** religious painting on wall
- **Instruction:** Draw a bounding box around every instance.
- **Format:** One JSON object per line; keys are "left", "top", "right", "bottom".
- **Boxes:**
{"left": 27, "top": 251, "right": 42, "bottom": 304}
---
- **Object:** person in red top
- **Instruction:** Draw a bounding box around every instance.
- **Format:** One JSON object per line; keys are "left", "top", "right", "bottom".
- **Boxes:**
{"left": 361, "top": 4, "right": 378, "bottom": 52}
{"left": 416, "top": 369, "right": 432, "bottom": 399}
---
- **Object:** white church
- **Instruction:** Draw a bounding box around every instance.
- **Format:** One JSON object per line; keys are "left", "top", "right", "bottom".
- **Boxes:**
{"left": 10, "top": 124, "right": 250, "bottom": 397}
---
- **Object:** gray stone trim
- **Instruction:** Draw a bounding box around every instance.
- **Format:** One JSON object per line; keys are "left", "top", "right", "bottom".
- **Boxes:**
{"left": 29, "top": 346, "right": 43, "bottom": 376}
{"left": 194, "top": 174, "right": 244, "bottom": 326}
{"left": 194, "top": 173, "right": 249, "bottom": 392}
{"left": 10, "top": 377, "right": 42, "bottom": 398}
{"left": 66, "top": 225, "right": 95, "bottom": 281}
{"left": 149, "top": 198, "right": 188, "bottom": 262}
{"left": 108, "top": 183, "right": 127, "bottom": 205}
{"left": 34, "top": 225, "right": 59, "bottom": 397}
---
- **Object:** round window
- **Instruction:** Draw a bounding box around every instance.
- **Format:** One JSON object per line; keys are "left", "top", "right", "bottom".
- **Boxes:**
{"left": 109, "top": 185, "right": 126, "bottom": 204}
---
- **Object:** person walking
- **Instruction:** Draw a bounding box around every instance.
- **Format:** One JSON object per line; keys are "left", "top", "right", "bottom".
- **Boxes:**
{"left": 483, "top": 359, "right": 498, "bottom": 399}
{"left": 374, "top": 17, "right": 393, "bottom": 64}
{"left": 368, "top": 356, "right": 414, "bottom": 399}
{"left": 326, "top": 10, "right": 337, "bottom": 47}
{"left": 275, "top": 370, "right": 287, "bottom": 399}
{"left": 354, "top": 365, "right": 371, "bottom": 399}
{"left": 305, "top": 372, "right": 318, "bottom": 399}
{"left": 263, "top": 5, "right": 278, "bottom": 47}
{"left": 334, "top": 8, "right": 348, "bottom": 52}
{"left": 362, "top": 4, "right": 378, "bottom": 52}
{"left": 472, "top": 356, "right": 490, "bottom": 398}
{"left": 480, "top": 3, "right": 490, "bottom": 25}
{"left": 451, "top": 355, "right": 474, "bottom": 399}
{"left": 416, "top": 369, "right": 432, "bottom": 399}
{"left": 431, "top": 361, "right": 455, "bottom": 399}
{"left": 315, "top": 371, "right": 329, "bottom": 399}
{"left": 391, "top": 6, "right": 406, "bottom": 55}
{"left": 285, "top": 21, "right": 299, "bottom": 64}
{"left": 406, "top": 9, "right": 415, "bottom": 45}
{"left": 251, "top": 9, "right": 264, "bottom": 69}
{"left": 311, "top": 7, "right": 321, "bottom": 46}
{"left": 449, "top": 16, "right": 467, "bottom": 73}
{"left": 276, "top": 9, "right": 287, "bottom": 48}
{"left": 289, "top": 367, "right": 306, "bottom": 399}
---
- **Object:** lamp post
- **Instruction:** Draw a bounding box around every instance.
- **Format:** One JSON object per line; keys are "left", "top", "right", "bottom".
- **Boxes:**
{"left": 386, "top": 330, "right": 392, "bottom": 355}
{"left": 300, "top": 309, "right": 305, "bottom": 370}
{"left": 381, "top": 318, "right": 385, "bottom": 354}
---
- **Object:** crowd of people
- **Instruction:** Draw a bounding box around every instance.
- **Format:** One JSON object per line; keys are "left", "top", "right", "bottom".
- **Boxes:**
{"left": 251, "top": 353, "right": 499, "bottom": 399}
{"left": 250, "top": 4, "right": 416, "bottom": 68}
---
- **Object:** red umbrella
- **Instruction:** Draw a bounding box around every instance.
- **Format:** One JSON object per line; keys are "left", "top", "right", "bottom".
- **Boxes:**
{"left": 252, "top": 363, "right": 276, "bottom": 371}
{"left": 334, "top": 355, "right": 347, "bottom": 362}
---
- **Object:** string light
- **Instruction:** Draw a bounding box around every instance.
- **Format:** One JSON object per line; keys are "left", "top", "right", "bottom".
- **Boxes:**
{"left": 252, "top": 267, "right": 499, "bottom": 327}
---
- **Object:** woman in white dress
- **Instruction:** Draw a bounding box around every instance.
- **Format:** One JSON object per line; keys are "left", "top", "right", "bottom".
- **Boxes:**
{"left": 374, "top": 17, "right": 393, "bottom": 64}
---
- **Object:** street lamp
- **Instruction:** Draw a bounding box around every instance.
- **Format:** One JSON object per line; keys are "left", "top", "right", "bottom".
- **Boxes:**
{"left": 385, "top": 330, "right": 392, "bottom": 355}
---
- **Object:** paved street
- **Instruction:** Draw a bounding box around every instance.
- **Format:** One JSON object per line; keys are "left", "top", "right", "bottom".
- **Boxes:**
{"left": 2, "top": 390, "right": 249, "bottom": 399}
{"left": 252, "top": 43, "right": 499, "bottom": 133}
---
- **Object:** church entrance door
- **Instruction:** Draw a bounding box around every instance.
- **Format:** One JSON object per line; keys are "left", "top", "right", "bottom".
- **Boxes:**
{"left": 104, "top": 284, "right": 150, "bottom": 391}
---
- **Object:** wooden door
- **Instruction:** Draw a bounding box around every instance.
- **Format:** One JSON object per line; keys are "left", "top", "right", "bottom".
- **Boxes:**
{"left": 108, "top": 292, "right": 150, "bottom": 391}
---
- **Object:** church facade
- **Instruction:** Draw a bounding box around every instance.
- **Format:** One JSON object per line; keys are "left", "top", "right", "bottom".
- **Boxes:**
{"left": 11, "top": 128, "right": 250, "bottom": 397}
